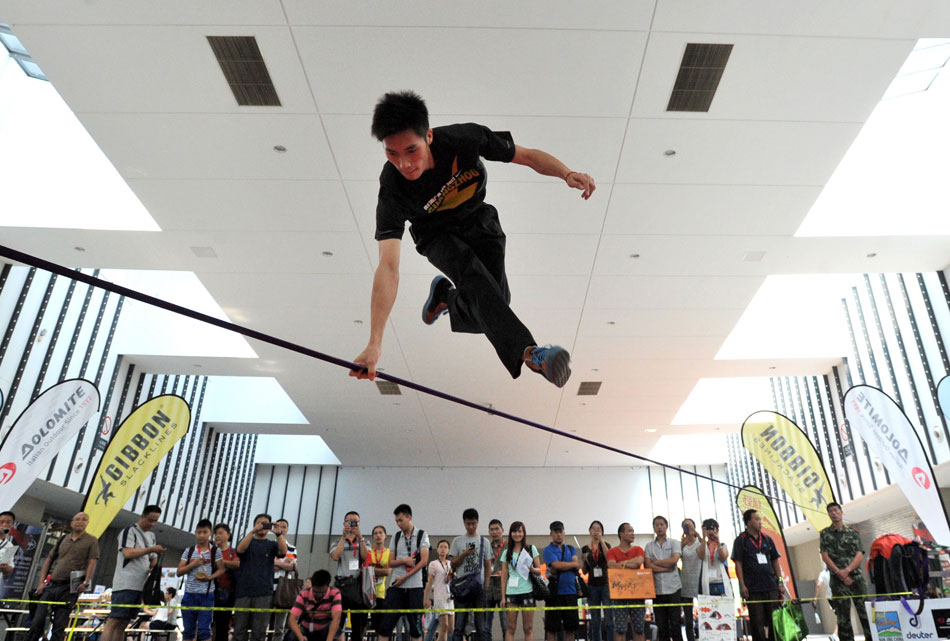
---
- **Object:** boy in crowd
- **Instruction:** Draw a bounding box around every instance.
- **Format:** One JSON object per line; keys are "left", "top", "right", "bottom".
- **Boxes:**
{"left": 178, "top": 519, "right": 225, "bottom": 641}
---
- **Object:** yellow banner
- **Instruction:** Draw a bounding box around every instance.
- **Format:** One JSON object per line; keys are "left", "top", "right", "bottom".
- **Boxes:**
{"left": 83, "top": 395, "right": 191, "bottom": 537}
{"left": 740, "top": 411, "right": 832, "bottom": 532}
{"left": 735, "top": 485, "right": 797, "bottom": 599}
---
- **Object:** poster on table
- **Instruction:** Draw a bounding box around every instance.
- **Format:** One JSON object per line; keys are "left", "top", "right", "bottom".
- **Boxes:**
{"left": 844, "top": 384, "right": 950, "bottom": 544}
{"left": 697, "top": 595, "right": 737, "bottom": 641}
{"left": 866, "top": 597, "right": 950, "bottom": 641}
{"left": 735, "top": 485, "right": 798, "bottom": 599}
{"left": 82, "top": 395, "right": 191, "bottom": 538}
{"left": 0, "top": 379, "right": 100, "bottom": 511}
{"left": 740, "top": 411, "right": 834, "bottom": 531}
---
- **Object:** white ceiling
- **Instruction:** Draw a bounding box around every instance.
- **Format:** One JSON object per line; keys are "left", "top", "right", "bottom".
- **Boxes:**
{"left": 4, "top": 0, "right": 950, "bottom": 467}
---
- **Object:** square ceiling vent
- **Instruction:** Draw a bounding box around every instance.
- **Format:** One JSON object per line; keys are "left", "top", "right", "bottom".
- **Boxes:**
{"left": 667, "top": 43, "right": 733, "bottom": 112}
{"left": 207, "top": 36, "right": 281, "bottom": 106}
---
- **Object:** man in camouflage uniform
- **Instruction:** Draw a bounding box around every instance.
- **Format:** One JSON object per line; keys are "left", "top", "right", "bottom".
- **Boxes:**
{"left": 819, "top": 502, "right": 871, "bottom": 641}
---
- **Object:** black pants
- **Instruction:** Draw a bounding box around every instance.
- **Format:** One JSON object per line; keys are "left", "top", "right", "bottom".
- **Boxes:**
{"left": 414, "top": 206, "right": 536, "bottom": 378}
{"left": 747, "top": 590, "right": 779, "bottom": 641}
{"left": 342, "top": 594, "right": 368, "bottom": 641}
{"left": 213, "top": 588, "right": 235, "bottom": 641}
{"left": 26, "top": 583, "right": 76, "bottom": 641}
{"left": 653, "top": 592, "right": 682, "bottom": 641}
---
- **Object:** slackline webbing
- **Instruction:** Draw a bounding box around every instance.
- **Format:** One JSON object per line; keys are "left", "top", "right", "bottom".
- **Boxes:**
{"left": 0, "top": 243, "right": 824, "bottom": 517}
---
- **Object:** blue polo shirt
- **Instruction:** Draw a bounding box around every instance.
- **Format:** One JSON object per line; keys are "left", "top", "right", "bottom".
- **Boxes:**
{"left": 543, "top": 543, "right": 578, "bottom": 596}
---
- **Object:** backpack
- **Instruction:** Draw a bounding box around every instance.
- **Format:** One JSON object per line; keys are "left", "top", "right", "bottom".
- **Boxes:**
{"left": 393, "top": 528, "right": 427, "bottom": 587}
{"left": 867, "top": 534, "right": 929, "bottom": 614}
{"left": 142, "top": 554, "right": 165, "bottom": 605}
{"left": 186, "top": 544, "right": 219, "bottom": 594}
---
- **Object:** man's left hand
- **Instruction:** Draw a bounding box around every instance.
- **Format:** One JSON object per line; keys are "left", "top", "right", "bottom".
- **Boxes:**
{"left": 566, "top": 172, "right": 596, "bottom": 200}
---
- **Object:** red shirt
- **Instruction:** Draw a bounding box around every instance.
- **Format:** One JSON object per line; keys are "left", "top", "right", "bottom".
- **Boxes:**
{"left": 216, "top": 547, "right": 239, "bottom": 589}
{"left": 607, "top": 546, "right": 645, "bottom": 564}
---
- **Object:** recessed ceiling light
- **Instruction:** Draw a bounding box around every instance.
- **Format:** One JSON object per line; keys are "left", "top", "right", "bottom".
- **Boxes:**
{"left": 743, "top": 251, "right": 766, "bottom": 263}
{"left": 591, "top": 368, "right": 599, "bottom": 372}
{"left": 193, "top": 364, "right": 202, "bottom": 368}
{"left": 353, "top": 319, "right": 363, "bottom": 324}
{"left": 190, "top": 246, "right": 217, "bottom": 258}
{"left": 74, "top": 246, "right": 85, "bottom": 252}
{"left": 664, "top": 149, "right": 677, "bottom": 156}
{"left": 322, "top": 251, "right": 333, "bottom": 257}
{"left": 645, "top": 428, "right": 657, "bottom": 433}
{"left": 570, "top": 429, "right": 578, "bottom": 433}
{"left": 866, "top": 252, "right": 877, "bottom": 258}
{"left": 629, "top": 253, "right": 640, "bottom": 259}
{"left": 768, "top": 366, "right": 776, "bottom": 370}
{"left": 274, "top": 145, "right": 287, "bottom": 153}
{"left": 607, "top": 321, "right": 616, "bottom": 325}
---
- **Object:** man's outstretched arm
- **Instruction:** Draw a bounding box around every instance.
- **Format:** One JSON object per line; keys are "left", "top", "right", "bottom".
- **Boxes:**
{"left": 351, "top": 238, "right": 401, "bottom": 380}
{"left": 511, "top": 145, "right": 596, "bottom": 200}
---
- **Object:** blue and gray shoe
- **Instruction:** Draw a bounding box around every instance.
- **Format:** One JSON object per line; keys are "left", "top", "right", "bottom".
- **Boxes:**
{"left": 523, "top": 345, "right": 572, "bottom": 388}
{"left": 422, "top": 275, "right": 453, "bottom": 325}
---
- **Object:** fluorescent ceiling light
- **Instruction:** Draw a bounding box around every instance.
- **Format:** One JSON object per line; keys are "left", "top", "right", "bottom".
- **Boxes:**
{"left": 649, "top": 434, "right": 729, "bottom": 465}
{"left": 716, "top": 274, "right": 854, "bottom": 360}
{"left": 796, "top": 39, "right": 950, "bottom": 237}
{"left": 672, "top": 377, "right": 773, "bottom": 425}
{"left": 0, "top": 47, "right": 159, "bottom": 231}
{"left": 100, "top": 269, "right": 256, "bottom": 358}
{"left": 201, "top": 376, "right": 307, "bottom": 425}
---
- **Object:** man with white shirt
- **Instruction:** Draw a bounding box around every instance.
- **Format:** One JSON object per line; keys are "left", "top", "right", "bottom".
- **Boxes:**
{"left": 0, "top": 511, "right": 19, "bottom": 592}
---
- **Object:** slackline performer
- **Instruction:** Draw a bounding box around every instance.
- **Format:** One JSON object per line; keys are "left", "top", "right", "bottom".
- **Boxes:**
{"left": 351, "top": 91, "right": 596, "bottom": 388}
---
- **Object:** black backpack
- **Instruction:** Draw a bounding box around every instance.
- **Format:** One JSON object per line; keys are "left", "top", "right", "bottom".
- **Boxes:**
{"left": 867, "top": 534, "right": 929, "bottom": 615}
{"left": 393, "top": 529, "right": 427, "bottom": 587}
{"left": 142, "top": 555, "right": 165, "bottom": 605}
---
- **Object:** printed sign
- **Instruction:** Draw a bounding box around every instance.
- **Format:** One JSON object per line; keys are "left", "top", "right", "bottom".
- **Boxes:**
{"left": 867, "top": 598, "right": 946, "bottom": 641}
{"left": 697, "top": 595, "right": 736, "bottom": 641}
{"left": 607, "top": 568, "right": 655, "bottom": 599}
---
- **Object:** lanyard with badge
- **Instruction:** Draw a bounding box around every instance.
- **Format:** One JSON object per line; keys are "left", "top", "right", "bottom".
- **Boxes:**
{"left": 750, "top": 533, "right": 768, "bottom": 565}
{"left": 346, "top": 538, "right": 360, "bottom": 572}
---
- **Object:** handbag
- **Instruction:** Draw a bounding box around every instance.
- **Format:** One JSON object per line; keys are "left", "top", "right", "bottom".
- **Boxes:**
{"left": 576, "top": 574, "right": 590, "bottom": 599}
{"left": 275, "top": 570, "right": 304, "bottom": 609}
{"left": 530, "top": 573, "right": 550, "bottom": 601}
{"left": 450, "top": 538, "right": 485, "bottom": 600}
{"left": 771, "top": 601, "right": 806, "bottom": 641}
{"left": 142, "top": 553, "right": 165, "bottom": 606}
{"left": 361, "top": 565, "right": 377, "bottom": 607}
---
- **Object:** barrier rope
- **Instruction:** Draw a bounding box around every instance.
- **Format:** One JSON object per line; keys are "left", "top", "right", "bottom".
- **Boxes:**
{"left": 0, "top": 590, "right": 915, "bottom": 615}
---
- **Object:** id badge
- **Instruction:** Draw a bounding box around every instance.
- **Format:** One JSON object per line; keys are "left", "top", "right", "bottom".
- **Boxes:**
{"left": 349, "top": 558, "right": 360, "bottom": 571}
{"left": 756, "top": 553, "right": 767, "bottom": 565}
{"left": 593, "top": 568, "right": 603, "bottom": 578}
{"left": 508, "top": 575, "right": 520, "bottom": 588}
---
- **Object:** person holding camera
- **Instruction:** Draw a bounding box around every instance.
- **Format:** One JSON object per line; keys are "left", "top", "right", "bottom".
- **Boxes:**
{"left": 273, "top": 519, "right": 299, "bottom": 641}
{"left": 449, "top": 508, "right": 492, "bottom": 641}
{"left": 234, "top": 513, "right": 287, "bottom": 641}
{"left": 330, "top": 511, "right": 369, "bottom": 641}
{"left": 0, "top": 511, "right": 19, "bottom": 592}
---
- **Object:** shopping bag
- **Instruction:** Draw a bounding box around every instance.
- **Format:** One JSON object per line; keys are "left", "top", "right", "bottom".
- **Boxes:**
{"left": 361, "top": 565, "right": 377, "bottom": 607}
{"left": 275, "top": 570, "right": 304, "bottom": 609}
{"left": 771, "top": 602, "right": 806, "bottom": 641}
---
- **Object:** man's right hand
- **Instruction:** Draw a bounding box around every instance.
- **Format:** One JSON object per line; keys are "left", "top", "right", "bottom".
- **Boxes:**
{"left": 151, "top": 545, "right": 166, "bottom": 554}
{"left": 350, "top": 344, "right": 381, "bottom": 381}
{"left": 35, "top": 583, "right": 45, "bottom": 596}
{"left": 740, "top": 585, "right": 749, "bottom": 599}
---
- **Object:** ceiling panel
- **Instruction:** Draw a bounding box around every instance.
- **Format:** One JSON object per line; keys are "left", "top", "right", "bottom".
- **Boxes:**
{"left": 4, "top": 0, "right": 287, "bottom": 25}
{"left": 15, "top": 26, "right": 316, "bottom": 114}
{"left": 631, "top": 33, "right": 912, "bottom": 122}
{"left": 283, "top": 0, "right": 656, "bottom": 30}
{"left": 295, "top": 27, "right": 646, "bottom": 117}
{"left": 576, "top": 308, "right": 745, "bottom": 337}
{"left": 77, "top": 113, "right": 339, "bottom": 180}
{"left": 585, "top": 275, "right": 763, "bottom": 309}
{"left": 133, "top": 179, "right": 356, "bottom": 232}
{"left": 615, "top": 119, "right": 863, "bottom": 185}
{"left": 603, "top": 184, "right": 821, "bottom": 236}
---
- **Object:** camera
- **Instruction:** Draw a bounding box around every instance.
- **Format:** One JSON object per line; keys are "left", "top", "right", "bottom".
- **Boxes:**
{"left": 260, "top": 522, "right": 272, "bottom": 530}
{"left": 347, "top": 520, "right": 359, "bottom": 528}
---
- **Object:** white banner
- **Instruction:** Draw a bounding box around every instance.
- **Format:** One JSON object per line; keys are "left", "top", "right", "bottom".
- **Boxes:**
{"left": 844, "top": 384, "right": 950, "bottom": 544}
{"left": 0, "top": 379, "right": 100, "bottom": 510}
{"left": 866, "top": 597, "right": 947, "bottom": 641}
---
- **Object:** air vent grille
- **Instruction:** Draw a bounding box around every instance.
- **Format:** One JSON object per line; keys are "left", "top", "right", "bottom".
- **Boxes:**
{"left": 375, "top": 380, "right": 402, "bottom": 396}
{"left": 577, "top": 381, "right": 602, "bottom": 396}
{"left": 667, "top": 43, "right": 733, "bottom": 112}
{"left": 207, "top": 36, "right": 281, "bottom": 106}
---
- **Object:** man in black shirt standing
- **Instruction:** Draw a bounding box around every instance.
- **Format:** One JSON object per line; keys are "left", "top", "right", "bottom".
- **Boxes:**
{"left": 731, "top": 510, "right": 784, "bottom": 641}
{"left": 351, "top": 91, "right": 596, "bottom": 388}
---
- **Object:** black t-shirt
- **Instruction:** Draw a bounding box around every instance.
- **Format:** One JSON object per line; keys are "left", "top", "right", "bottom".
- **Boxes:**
{"left": 374, "top": 123, "right": 516, "bottom": 243}
{"left": 730, "top": 531, "right": 780, "bottom": 593}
